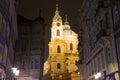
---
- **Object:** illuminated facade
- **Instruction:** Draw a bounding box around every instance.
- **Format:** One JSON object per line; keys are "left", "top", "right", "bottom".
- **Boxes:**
{"left": 43, "top": 5, "right": 80, "bottom": 80}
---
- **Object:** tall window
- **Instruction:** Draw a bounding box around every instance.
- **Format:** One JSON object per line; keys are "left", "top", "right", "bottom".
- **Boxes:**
{"left": 116, "top": 37, "right": 120, "bottom": 61}
{"left": 57, "top": 45, "right": 61, "bottom": 53}
{"left": 101, "top": 53, "right": 105, "bottom": 68}
{"left": 70, "top": 43, "right": 73, "bottom": 50}
{"left": 113, "top": 6, "right": 119, "bottom": 24}
{"left": 0, "top": 45, "right": 3, "bottom": 62}
{"left": 35, "top": 60, "right": 40, "bottom": 69}
{"left": 57, "top": 63, "right": 61, "bottom": 69}
{"left": 31, "top": 59, "right": 35, "bottom": 69}
{"left": 21, "top": 60, "right": 25, "bottom": 69}
{"left": 56, "top": 29, "right": 60, "bottom": 36}
{"left": 107, "top": 48, "right": 111, "bottom": 63}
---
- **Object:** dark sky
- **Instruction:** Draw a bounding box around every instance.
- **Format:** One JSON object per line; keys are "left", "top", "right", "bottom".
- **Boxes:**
{"left": 17, "top": 0, "right": 83, "bottom": 32}
{"left": 17, "top": 0, "right": 83, "bottom": 59}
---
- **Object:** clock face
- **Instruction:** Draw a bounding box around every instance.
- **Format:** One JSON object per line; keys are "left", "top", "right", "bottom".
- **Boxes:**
{"left": 57, "top": 23, "right": 60, "bottom": 26}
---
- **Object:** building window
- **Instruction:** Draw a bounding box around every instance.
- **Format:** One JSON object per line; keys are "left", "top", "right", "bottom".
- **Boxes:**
{"left": 57, "top": 63, "right": 61, "bottom": 69}
{"left": 101, "top": 53, "right": 105, "bottom": 68}
{"left": 97, "top": 56, "right": 100, "bottom": 71}
{"left": 91, "top": 62, "right": 94, "bottom": 74}
{"left": 56, "top": 29, "right": 60, "bottom": 36}
{"left": 116, "top": 37, "right": 120, "bottom": 61}
{"left": 21, "top": 60, "right": 25, "bottom": 69}
{"left": 31, "top": 59, "right": 35, "bottom": 69}
{"left": 107, "top": 48, "right": 111, "bottom": 63}
{"left": 66, "top": 69, "right": 68, "bottom": 72}
{"left": 35, "top": 60, "right": 40, "bottom": 69}
{"left": 94, "top": 59, "right": 97, "bottom": 73}
{"left": 0, "top": 45, "right": 3, "bottom": 62}
{"left": 113, "top": 5, "right": 119, "bottom": 24}
{"left": 66, "top": 63, "right": 68, "bottom": 66}
{"left": 70, "top": 43, "right": 73, "bottom": 50}
{"left": 57, "top": 45, "right": 61, "bottom": 53}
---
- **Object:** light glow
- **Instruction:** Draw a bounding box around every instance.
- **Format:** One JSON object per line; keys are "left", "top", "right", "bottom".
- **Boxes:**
{"left": 94, "top": 74, "right": 99, "bottom": 79}
{"left": 12, "top": 67, "right": 17, "bottom": 74}
{"left": 97, "top": 72, "right": 102, "bottom": 77}
{"left": 94, "top": 72, "right": 102, "bottom": 79}
{"left": 12, "top": 67, "right": 20, "bottom": 76}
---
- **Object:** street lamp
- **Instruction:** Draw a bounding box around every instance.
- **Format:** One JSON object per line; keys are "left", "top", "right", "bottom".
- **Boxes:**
{"left": 94, "top": 72, "right": 102, "bottom": 80}
{"left": 12, "top": 67, "right": 20, "bottom": 79}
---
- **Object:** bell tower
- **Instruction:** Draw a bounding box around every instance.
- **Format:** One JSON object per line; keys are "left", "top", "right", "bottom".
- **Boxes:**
{"left": 51, "top": 4, "right": 63, "bottom": 40}
{"left": 43, "top": 4, "right": 80, "bottom": 80}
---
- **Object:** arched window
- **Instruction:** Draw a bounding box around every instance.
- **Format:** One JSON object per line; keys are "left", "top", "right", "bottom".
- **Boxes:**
{"left": 57, "top": 63, "right": 61, "bottom": 69}
{"left": 56, "top": 29, "right": 60, "bottom": 36}
{"left": 70, "top": 43, "right": 73, "bottom": 50}
{"left": 57, "top": 45, "right": 61, "bottom": 53}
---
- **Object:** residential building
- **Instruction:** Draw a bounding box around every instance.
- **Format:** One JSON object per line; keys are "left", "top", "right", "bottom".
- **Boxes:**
{"left": 0, "top": 0, "right": 18, "bottom": 79}
{"left": 78, "top": 0, "right": 119, "bottom": 80}
{"left": 15, "top": 15, "right": 45, "bottom": 80}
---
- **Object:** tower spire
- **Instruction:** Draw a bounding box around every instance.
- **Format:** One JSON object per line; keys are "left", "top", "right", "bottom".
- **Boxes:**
{"left": 55, "top": 4, "right": 59, "bottom": 16}
{"left": 64, "top": 15, "right": 69, "bottom": 25}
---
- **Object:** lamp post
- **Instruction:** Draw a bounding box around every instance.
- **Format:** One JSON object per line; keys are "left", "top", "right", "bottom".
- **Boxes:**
{"left": 94, "top": 72, "right": 102, "bottom": 80}
{"left": 11, "top": 67, "right": 20, "bottom": 80}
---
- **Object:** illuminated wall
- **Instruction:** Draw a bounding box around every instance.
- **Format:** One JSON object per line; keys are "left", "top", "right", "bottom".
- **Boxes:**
{"left": 43, "top": 4, "right": 80, "bottom": 80}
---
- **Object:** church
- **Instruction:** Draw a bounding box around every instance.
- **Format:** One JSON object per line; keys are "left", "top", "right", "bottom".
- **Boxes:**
{"left": 43, "top": 4, "right": 80, "bottom": 80}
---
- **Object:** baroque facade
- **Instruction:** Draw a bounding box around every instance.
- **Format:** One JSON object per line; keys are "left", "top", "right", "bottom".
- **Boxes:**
{"left": 78, "top": 0, "right": 120, "bottom": 80}
{"left": 0, "top": 0, "right": 18, "bottom": 80}
{"left": 15, "top": 15, "right": 45, "bottom": 80}
{"left": 43, "top": 5, "right": 80, "bottom": 80}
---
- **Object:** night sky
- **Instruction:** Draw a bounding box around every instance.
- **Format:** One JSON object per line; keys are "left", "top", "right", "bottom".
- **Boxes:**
{"left": 17, "top": 0, "right": 83, "bottom": 32}
{"left": 17, "top": 0, "right": 83, "bottom": 59}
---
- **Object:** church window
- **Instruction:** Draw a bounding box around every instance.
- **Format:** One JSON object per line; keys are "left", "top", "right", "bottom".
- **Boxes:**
{"left": 57, "top": 45, "right": 61, "bottom": 53}
{"left": 66, "top": 63, "right": 68, "bottom": 66}
{"left": 70, "top": 43, "right": 73, "bottom": 50}
{"left": 57, "top": 63, "right": 61, "bottom": 69}
{"left": 56, "top": 29, "right": 60, "bottom": 36}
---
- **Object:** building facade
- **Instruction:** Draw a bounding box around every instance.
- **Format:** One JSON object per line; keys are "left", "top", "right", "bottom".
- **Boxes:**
{"left": 0, "top": 0, "right": 18, "bottom": 80}
{"left": 111, "top": 0, "right": 120, "bottom": 79}
{"left": 15, "top": 15, "right": 45, "bottom": 80}
{"left": 43, "top": 5, "right": 80, "bottom": 80}
{"left": 78, "top": 0, "right": 120, "bottom": 80}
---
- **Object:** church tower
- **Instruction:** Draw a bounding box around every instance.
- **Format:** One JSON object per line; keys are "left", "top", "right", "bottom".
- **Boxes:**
{"left": 51, "top": 4, "right": 63, "bottom": 40}
{"left": 43, "top": 4, "right": 80, "bottom": 80}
